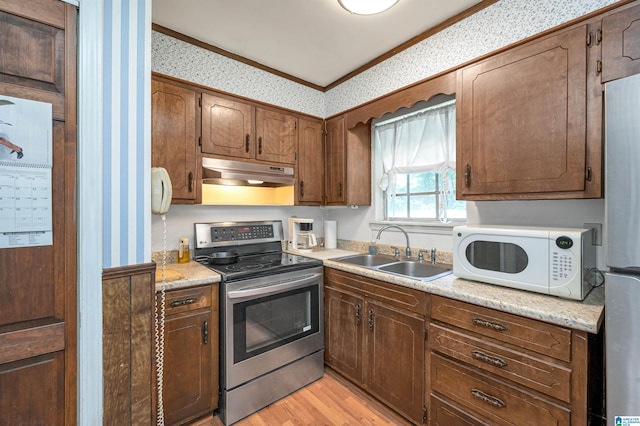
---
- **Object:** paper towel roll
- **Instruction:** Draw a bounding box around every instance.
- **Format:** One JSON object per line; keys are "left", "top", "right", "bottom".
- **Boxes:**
{"left": 324, "top": 220, "right": 337, "bottom": 249}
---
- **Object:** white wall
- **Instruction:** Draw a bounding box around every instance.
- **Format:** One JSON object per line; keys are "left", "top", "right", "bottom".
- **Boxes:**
{"left": 151, "top": 204, "right": 327, "bottom": 252}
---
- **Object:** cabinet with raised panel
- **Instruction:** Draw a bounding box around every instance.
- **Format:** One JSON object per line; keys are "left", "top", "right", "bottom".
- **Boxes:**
{"left": 428, "top": 295, "right": 602, "bottom": 426}
{"left": 602, "top": 1, "right": 640, "bottom": 82}
{"left": 324, "top": 268, "right": 426, "bottom": 424}
{"left": 201, "top": 93, "right": 297, "bottom": 165}
{"left": 297, "top": 117, "right": 324, "bottom": 205}
{"left": 152, "top": 78, "right": 199, "bottom": 203}
{"left": 325, "top": 116, "right": 371, "bottom": 206}
{"left": 158, "top": 284, "right": 218, "bottom": 425}
{"left": 457, "top": 22, "right": 602, "bottom": 200}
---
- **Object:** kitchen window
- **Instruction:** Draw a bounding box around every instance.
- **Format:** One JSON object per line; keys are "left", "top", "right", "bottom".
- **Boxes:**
{"left": 373, "top": 97, "right": 465, "bottom": 223}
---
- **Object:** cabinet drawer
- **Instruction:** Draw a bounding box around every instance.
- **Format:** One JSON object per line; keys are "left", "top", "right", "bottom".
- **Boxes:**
{"left": 431, "top": 354, "right": 570, "bottom": 426}
{"left": 431, "top": 296, "right": 572, "bottom": 362}
{"left": 430, "top": 394, "right": 490, "bottom": 426}
{"left": 160, "top": 285, "right": 212, "bottom": 315}
{"left": 430, "top": 323, "right": 571, "bottom": 402}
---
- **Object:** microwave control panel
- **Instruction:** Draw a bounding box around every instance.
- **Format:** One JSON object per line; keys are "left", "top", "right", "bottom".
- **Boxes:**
{"left": 551, "top": 250, "right": 576, "bottom": 282}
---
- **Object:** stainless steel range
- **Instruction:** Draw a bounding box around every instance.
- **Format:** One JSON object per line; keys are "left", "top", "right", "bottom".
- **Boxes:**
{"left": 194, "top": 220, "right": 324, "bottom": 425}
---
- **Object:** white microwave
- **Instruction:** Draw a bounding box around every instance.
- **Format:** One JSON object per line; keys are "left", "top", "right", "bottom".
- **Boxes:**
{"left": 453, "top": 225, "right": 597, "bottom": 300}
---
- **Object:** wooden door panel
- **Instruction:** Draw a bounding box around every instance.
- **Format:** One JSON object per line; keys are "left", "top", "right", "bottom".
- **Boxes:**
{"left": 0, "top": 352, "right": 65, "bottom": 425}
{"left": 324, "top": 286, "right": 363, "bottom": 383}
{"left": 297, "top": 118, "right": 323, "bottom": 205}
{"left": 0, "top": 2, "right": 76, "bottom": 424}
{"left": 256, "top": 108, "right": 296, "bottom": 164}
{"left": 0, "top": 9, "right": 65, "bottom": 120}
{"left": 325, "top": 116, "right": 345, "bottom": 204}
{"left": 459, "top": 26, "right": 587, "bottom": 197}
{"left": 366, "top": 301, "right": 424, "bottom": 424}
{"left": 602, "top": 2, "right": 640, "bottom": 82}
{"left": 201, "top": 93, "right": 254, "bottom": 159}
{"left": 163, "top": 309, "right": 212, "bottom": 425}
{"left": 151, "top": 79, "right": 197, "bottom": 201}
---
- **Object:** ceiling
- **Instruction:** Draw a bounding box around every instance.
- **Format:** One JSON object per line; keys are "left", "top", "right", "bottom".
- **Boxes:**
{"left": 152, "top": 0, "right": 484, "bottom": 88}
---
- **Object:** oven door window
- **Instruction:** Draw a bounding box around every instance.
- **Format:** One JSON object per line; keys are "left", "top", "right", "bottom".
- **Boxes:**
{"left": 233, "top": 284, "right": 319, "bottom": 363}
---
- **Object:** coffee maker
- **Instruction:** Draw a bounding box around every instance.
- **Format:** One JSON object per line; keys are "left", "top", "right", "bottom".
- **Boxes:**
{"left": 288, "top": 217, "right": 317, "bottom": 253}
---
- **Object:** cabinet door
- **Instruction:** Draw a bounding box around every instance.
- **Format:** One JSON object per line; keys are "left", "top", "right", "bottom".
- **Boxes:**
{"left": 163, "top": 310, "right": 212, "bottom": 425}
{"left": 602, "top": 2, "right": 640, "bottom": 82}
{"left": 152, "top": 79, "right": 198, "bottom": 201}
{"left": 0, "top": 352, "right": 64, "bottom": 425}
{"left": 297, "top": 118, "right": 324, "bottom": 205}
{"left": 365, "top": 300, "right": 425, "bottom": 424}
{"left": 324, "top": 286, "right": 364, "bottom": 384}
{"left": 325, "top": 116, "right": 346, "bottom": 205}
{"left": 255, "top": 107, "right": 297, "bottom": 164}
{"left": 201, "top": 93, "right": 254, "bottom": 159}
{"left": 458, "top": 26, "right": 589, "bottom": 198}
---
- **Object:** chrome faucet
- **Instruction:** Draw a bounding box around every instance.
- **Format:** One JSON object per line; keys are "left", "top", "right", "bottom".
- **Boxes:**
{"left": 376, "top": 225, "right": 411, "bottom": 258}
{"left": 430, "top": 247, "right": 437, "bottom": 264}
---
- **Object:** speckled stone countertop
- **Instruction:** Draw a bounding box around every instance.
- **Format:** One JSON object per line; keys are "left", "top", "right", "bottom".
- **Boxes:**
{"left": 154, "top": 260, "right": 220, "bottom": 292}
{"left": 306, "top": 248, "right": 605, "bottom": 334}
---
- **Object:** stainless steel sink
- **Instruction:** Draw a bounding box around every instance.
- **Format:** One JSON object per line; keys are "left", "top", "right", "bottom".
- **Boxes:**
{"left": 378, "top": 261, "right": 452, "bottom": 281}
{"left": 333, "top": 254, "right": 452, "bottom": 281}
{"left": 334, "top": 254, "right": 398, "bottom": 267}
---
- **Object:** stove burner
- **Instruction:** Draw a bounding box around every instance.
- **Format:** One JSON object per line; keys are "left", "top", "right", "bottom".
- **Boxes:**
{"left": 225, "top": 263, "right": 267, "bottom": 272}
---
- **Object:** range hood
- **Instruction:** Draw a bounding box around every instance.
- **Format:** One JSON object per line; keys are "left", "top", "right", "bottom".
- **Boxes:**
{"left": 202, "top": 157, "right": 295, "bottom": 187}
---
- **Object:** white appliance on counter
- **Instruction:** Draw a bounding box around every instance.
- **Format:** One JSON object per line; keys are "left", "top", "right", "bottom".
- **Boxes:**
{"left": 604, "top": 73, "right": 640, "bottom": 423}
{"left": 453, "top": 225, "right": 597, "bottom": 300}
{"left": 288, "top": 217, "right": 317, "bottom": 253}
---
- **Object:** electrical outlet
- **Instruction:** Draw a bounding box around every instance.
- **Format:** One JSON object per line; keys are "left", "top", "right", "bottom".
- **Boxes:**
{"left": 584, "top": 222, "right": 602, "bottom": 246}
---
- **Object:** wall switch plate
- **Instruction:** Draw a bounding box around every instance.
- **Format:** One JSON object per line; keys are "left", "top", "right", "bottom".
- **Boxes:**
{"left": 584, "top": 222, "right": 602, "bottom": 246}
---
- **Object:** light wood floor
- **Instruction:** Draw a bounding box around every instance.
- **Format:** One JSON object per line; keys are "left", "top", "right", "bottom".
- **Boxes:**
{"left": 191, "top": 369, "right": 412, "bottom": 426}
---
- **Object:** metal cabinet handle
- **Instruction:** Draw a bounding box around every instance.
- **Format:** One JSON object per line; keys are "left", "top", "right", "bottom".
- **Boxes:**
{"left": 245, "top": 134, "right": 250, "bottom": 152}
{"left": 258, "top": 136, "right": 263, "bottom": 154}
{"left": 471, "top": 388, "right": 506, "bottom": 408}
{"left": 338, "top": 182, "right": 343, "bottom": 197}
{"left": 300, "top": 181, "right": 305, "bottom": 196}
{"left": 368, "top": 309, "right": 374, "bottom": 331}
{"left": 472, "top": 317, "right": 507, "bottom": 331}
{"left": 464, "top": 163, "right": 471, "bottom": 187}
{"left": 471, "top": 350, "right": 508, "bottom": 368}
{"left": 169, "top": 297, "right": 197, "bottom": 307}
{"left": 188, "top": 171, "right": 193, "bottom": 192}
{"left": 355, "top": 304, "right": 361, "bottom": 325}
{"left": 202, "top": 320, "right": 208, "bottom": 344}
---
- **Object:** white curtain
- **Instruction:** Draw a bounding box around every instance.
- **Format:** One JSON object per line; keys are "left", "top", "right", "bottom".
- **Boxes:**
{"left": 374, "top": 100, "right": 456, "bottom": 221}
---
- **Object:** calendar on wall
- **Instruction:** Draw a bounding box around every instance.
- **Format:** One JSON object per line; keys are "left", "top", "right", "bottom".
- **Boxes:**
{"left": 0, "top": 94, "right": 53, "bottom": 248}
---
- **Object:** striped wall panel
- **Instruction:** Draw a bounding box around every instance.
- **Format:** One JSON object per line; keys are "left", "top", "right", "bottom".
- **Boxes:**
{"left": 103, "top": 0, "right": 152, "bottom": 268}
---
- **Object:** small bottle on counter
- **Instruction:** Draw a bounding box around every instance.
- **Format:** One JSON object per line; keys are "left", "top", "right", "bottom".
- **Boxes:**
{"left": 178, "top": 237, "right": 190, "bottom": 263}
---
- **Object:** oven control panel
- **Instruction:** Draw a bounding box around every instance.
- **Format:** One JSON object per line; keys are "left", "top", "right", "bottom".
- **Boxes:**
{"left": 211, "top": 224, "right": 274, "bottom": 242}
{"left": 195, "top": 221, "right": 284, "bottom": 248}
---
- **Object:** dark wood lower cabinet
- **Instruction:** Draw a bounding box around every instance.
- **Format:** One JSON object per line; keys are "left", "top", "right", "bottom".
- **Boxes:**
{"left": 324, "top": 268, "right": 426, "bottom": 425}
{"left": 159, "top": 284, "right": 219, "bottom": 426}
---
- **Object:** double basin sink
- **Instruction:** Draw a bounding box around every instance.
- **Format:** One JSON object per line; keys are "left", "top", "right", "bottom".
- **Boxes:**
{"left": 333, "top": 253, "right": 452, "bottom": 282}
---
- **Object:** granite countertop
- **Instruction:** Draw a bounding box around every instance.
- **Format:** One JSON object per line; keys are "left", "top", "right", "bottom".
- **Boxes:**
{"left": 154, "top": 260, "right": 221, "bottom": 292}
{"left": 306, "top": 248, "right": 605, "bottom": 334}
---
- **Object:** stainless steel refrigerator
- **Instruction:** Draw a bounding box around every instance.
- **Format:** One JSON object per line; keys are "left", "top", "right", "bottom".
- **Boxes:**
{"left": 605, "top": 72, "right": 640, "bottom": 423}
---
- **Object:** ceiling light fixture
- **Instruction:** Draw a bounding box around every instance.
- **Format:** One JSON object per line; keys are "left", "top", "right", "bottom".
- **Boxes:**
{"left": 338, "top": 0, "right": 399, "bottom": 15}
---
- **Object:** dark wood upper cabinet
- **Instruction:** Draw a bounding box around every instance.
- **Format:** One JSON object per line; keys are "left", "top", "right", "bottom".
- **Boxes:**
{"left": 457, "top": 24, "right": 601, "bottom": 200}
{"left": 325, "top": 116, "right": 346, "bottom": 205}
{"left": 151, "top": 79, "right": 199, "bottom": 202}
{"left": 255, "top": 107, "right": 297, "bottom": 164}
{"left": 602, "top": 2, "right": 640, "bottom": 83}
{"left": 297, "top": 117, "right": 324, "bottom": 205}
{"left": 325, "top": 116, "right": 371, "bottom": 206}
{"left": 201, "top": 93, "right": 255, "bottom": 160}
{"left": 201, "top": 93, "right": 297, "bottom": 165}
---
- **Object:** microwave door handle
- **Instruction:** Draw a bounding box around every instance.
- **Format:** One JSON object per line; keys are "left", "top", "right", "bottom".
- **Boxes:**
{"left": 227, "top": 272, "right": 322, "bottom": 299}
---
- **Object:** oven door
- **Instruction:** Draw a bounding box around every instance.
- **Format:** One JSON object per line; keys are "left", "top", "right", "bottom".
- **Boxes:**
{"left": 224, "top": 266, "right": 324, "bottom": 390}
